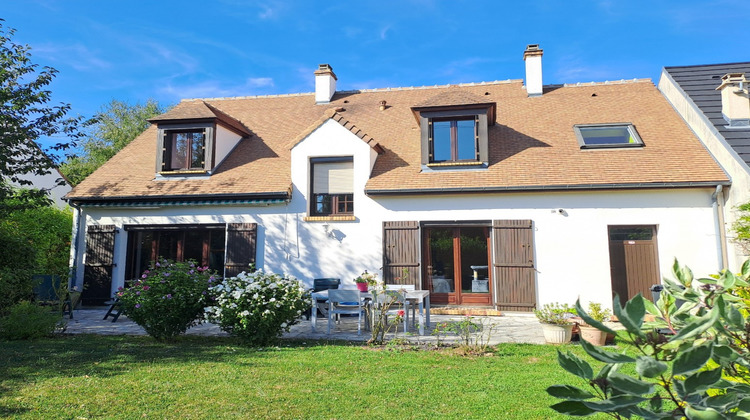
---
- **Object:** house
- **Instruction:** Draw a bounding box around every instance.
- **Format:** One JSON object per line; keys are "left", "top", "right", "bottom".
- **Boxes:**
{"left": 6, "top": 141, "right": 72, "bottom": 209}
{"left": 659, "top": 62, "right": 750, "bottom": 270}
{"left": 66, "top": 45, "right": 730, "bottom": 310}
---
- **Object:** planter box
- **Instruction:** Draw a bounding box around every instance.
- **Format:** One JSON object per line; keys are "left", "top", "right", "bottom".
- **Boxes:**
{"left": 579, "top": 325, "right": 607, "bottom": 346}
{"left": 541, "top": 323, "right": 573, "bottom": 344}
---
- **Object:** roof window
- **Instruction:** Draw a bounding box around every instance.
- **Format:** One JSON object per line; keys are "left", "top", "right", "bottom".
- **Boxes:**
{"left": 574, "top": 124, "right": 643, "bottom": 149}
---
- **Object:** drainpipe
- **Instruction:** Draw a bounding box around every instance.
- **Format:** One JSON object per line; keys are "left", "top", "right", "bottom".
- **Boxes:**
{"left": 712, "top": 185, "right": 729, "bottom": 271}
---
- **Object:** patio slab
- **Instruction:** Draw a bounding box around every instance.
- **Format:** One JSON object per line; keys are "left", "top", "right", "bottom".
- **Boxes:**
{"left": 63, "top": 308, "right": 547, "bottom": 345}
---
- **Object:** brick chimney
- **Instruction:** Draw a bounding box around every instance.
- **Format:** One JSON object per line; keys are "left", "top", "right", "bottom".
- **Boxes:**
{"left": 523, "top": 44, "right": 543, "bottom": 97}
{"left": 716, "top": 73, "right": 750, "bottom": 128}
{"left": 314, "top": 64, "right": 337, "bottom": 104}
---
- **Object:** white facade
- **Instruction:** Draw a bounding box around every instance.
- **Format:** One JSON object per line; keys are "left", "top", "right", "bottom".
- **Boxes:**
{"left": 71, "top": 118, "right": 725, "bottom": 309}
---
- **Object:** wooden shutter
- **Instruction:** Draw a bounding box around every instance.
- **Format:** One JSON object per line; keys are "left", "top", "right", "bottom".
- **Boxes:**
{"left": 83, "top": 225, "right": 117, "bottom": 305}
{"left": 492, "top": 220, "right": 537, "bottom": 312}
{"left": 382, "top": 221, "right": 420, "bottom": 287}
{"left": 225, "top": 223, "right": 257, "bottom": 277}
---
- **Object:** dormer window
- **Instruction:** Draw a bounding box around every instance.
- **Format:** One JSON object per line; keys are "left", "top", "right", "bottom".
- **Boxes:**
{"left": 164, "top": 129, "right": 206, "bottom": 171}
{"left": 411, "top": 91, "right": 495, "bottom": 168}
{"left": 431, "top": 117, "right": 478, "bottom": 162}
{"left": 574, "top": 123, "right": 643, "bottom": 149}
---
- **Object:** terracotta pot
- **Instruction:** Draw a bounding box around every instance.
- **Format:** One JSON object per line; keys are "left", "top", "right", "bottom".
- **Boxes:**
{"left": 356, "top": 282, "right": 368, "bottom": 292}
{"left": 541, "top": 323, "right": 573, "bottom": 344}
{"left": 579, "top": 325, "right": 608, "bottom": 346}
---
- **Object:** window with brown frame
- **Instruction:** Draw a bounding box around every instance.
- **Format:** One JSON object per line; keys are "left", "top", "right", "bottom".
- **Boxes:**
{"left": 310, "top": 157, "right": 354, "bottom": 216}
{"left": 430, "top": 116, "right": 479, "bottom": 163}
{"left": 163, "top": 130, "right": 206, "bottom": 171}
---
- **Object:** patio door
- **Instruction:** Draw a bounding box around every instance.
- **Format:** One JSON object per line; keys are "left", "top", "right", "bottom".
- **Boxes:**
{"left": 609, "top": 225, "right": 660, "bottom": 302}
{"left": 424, "top": 226, "right": 491, "bottom": 305}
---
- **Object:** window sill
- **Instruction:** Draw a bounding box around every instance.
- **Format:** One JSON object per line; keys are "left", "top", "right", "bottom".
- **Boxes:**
{"left": 304, "top": 215, "right": 356, "bottom": 222}
{"left": 427, "top": 161, "right": 484, "bottom": 167}
{"left": 159, "top": 170, "right": 209, "bottom": 175}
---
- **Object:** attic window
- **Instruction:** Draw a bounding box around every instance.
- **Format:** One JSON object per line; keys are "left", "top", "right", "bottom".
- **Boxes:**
{"left": 574, "top": 124, "right": 643, "bottom": 149}
{"left": 164, "top": 130, "right": 206, "bottom": 171}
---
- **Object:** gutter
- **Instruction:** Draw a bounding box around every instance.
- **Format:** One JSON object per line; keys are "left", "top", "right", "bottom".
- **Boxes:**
{"left": 366, "top": 181, "right": 731, "bottom": 196}
{"left": 712, "top": 185, "right": 730, "bottom": 270}
{"left": 68, "top": 191, "right": 291, "bottom": 207}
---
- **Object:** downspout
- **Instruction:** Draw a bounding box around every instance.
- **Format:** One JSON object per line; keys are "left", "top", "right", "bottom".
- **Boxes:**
{"left": 712, "top": 185, "right": 729, "bottom": 271}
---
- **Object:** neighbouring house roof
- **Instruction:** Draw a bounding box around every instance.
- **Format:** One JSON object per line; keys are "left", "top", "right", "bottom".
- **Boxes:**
{"left": 67, "top": 76, "right": 729, "bottom": 202}
{"left": 663, "top": 62, "right": 750, "bottom": 166}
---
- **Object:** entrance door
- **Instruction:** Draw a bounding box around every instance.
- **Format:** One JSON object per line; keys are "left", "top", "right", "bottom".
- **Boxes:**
{"left": 424, "top": 226, "right": 491, "bottom": 305}
{"left": 608, "top": 226, "right": 660, "bottom": 302}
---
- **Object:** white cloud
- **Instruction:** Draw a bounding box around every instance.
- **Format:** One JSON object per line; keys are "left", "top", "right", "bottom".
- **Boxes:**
{"left": 247, "top": 77, "right": 274, "bottom": 88}
{"left": 379, "top": 25, "right": 391, "bottom": 40}
{"left": 33, "top": 43, "right": 112, "bottom": 71}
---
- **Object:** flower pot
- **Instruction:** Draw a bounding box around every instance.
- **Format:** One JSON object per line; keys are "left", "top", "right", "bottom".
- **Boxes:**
{"left": 356, "top": 282, "right": 368, "bottom": 292}
{"left": 579, "top": 325, "right": 607, "bottom": 346}
{"left": 541, "top": 323, "right": 573, "bottom": 344}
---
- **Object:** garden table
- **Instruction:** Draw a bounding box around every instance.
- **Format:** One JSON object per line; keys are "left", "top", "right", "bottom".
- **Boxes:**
{"left": 310, "top": 289, "right": 430, "bottom": 335}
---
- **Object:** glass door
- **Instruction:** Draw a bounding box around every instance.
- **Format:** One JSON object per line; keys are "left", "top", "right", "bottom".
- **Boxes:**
{"left": 425, "top": 226, "right": 491, "bottom": 305}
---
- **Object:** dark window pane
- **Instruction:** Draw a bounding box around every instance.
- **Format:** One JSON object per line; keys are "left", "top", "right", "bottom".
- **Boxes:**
{"left": 428, "top": 228, "right": 455, "bottom": 293}
{"left": 609, "top": 227, "right": 653, "bottom": 241}
{"left": 580, "top": 126, "right": 639, "bottom": 146}
{"left": 432, "top": 121, "right": 452, "bottom": 162}
{"left": 190, "top": 132, "right": 205, "bottom": 168}
{"left": 460, "top": 227, "right": 488, "bottom": 294}
{"left": 456, "top": 119, "right": 476, "bottom": 160}
{"left": 314, "top": 194, "right": 331, "bottom": 215}
{"left": 170, "top": 133, "right": 189, "bottom": 169}
{"left": 157, "top": 231, "right": 180, "bottom": 261}
{"left": 183, "top": 230, "right": 205, "bottom": 264}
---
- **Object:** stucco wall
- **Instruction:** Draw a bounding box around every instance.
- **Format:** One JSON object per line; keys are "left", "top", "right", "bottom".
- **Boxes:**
{"left": 72, "top": 118, "right": 724, "bottom": 310}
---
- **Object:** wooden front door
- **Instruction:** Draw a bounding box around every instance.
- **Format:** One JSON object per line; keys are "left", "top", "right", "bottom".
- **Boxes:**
{"left": 423, "top": 226, "right": 491, "bottom": 305}
{"left": 608, "top": 226, "right": 660, "bottom": 302}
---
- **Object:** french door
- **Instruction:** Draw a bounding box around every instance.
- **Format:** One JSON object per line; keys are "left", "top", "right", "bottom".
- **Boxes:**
{"left": 423, "top": 226, "right": 491, "bottom": 305}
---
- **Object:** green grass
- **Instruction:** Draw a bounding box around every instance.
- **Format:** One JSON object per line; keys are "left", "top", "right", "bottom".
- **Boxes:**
{"left": 0, "top": 335, "right": 610, "bottom": 419}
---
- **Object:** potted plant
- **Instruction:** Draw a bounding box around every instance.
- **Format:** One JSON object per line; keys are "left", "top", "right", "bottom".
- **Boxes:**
{"left": 577, "top": 302, "right": 612, "bottom": 346}
{"left": 354, "top": 270, "right": 377, "bottom": 292}
{"left": 534, "top": 303, "right": 576, "bottom": 344}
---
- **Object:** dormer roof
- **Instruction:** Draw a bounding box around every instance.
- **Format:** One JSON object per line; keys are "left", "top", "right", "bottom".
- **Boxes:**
{"left": 149, "top": 100, "right": 252, "bottom": 137}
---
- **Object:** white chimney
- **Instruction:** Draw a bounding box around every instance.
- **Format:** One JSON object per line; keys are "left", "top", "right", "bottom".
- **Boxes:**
{"left": 716, "top": 73, "right": 750, "bottom": 128}
{"left": 523, "top": 44, "right": 543, "bottom": 97}
{"left": 314, "top": 64, "right": 337, "bottom": 104}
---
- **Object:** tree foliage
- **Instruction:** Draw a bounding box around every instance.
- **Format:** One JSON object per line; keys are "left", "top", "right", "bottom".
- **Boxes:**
{"left": 60, "top": 99, "right": 164, "bottom": 186}
{"left": 548, "top": 260, "right": 750, "bottom": 418}
{"left": 731, "top": 201, "right": 750, "bottom": 254}
{"left": 0, "top": 19, "right": 80, "bottom": 205}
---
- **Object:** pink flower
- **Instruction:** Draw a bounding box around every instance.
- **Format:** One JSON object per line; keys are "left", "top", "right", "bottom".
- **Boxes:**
{"left": 143, "top": 285, "right": 150, "bottom": 291}
{"left": 398, "top": 310, "right": 405, "bottom": 317}
{"left": 135, "top": 304, "right": 141, "bottom": 309}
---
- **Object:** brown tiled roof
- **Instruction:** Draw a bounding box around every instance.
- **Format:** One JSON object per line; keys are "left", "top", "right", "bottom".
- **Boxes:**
{"left": 67, "top": 78, "right": 729, "bottom": 201}
{"left": 412, "top": 89, "right": 492, "bottom": 108}
{"left": 149, "top": 100, "right": 252, "bottom": 136}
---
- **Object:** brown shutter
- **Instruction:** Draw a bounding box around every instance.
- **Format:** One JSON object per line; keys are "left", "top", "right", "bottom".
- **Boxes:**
{"left": 382, "top": 221, "right": 420, "bottom": 286}
{"left": 83, "top": 225, "right": 117, "bottom": 305}
{"left": 492, "top": 220, "right": 536, "bottom": 312}
{"left": 224, "top": 223, "right": 257, "bottom": 277}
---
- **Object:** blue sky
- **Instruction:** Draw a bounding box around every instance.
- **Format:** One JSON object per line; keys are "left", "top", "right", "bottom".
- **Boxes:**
{"left": 4, "top": 0, "right": 750, "bottom": 122}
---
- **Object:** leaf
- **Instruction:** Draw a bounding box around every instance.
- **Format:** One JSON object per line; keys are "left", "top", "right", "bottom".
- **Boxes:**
{"left": 683, "top": 368, "right": 723, "bottom": 394}
{"left": 558, "top": 350, "right": 594, "bottom": 380}
{"left": 720, "top": 299, "right": 745, "bottom": 330}
{"left": 685, "top": 405, "right": 724, "bottom": 420}
{"left": 673, "top": 343, "right": 713, "bottom": 376}
{"left": 712, "top": 345, "right": 739, "bottom": 365}
{"left": 574, "top": 299, "right": 616, "bottom": 335}
{"left": 636, "top": 356, "right": 668, "bottom": 378}
{"left": 583, "top": 395, "right": 647, "bottom": 412}
{"left": 613, "top": 294, "right": 645, "bottom": 337}
{"left": 580, "top": 339, "right": 635, "bottom": 363}
{"left": 672, "top": 259, "right": 694, "bottom": 286}
{"left": 719, "top": 270, "right": 737, "bottom": 290}
{"left": 738, "top": 397, "right": 750, "bottom": 412}
{"left": 741, "top": 259, "right": 750, "bottom": 279}
{"left": 550, "top": 401, "right": 596, "bottom": 416}
{"left": 607, "top": 372, "right": 655, "bottom": 396}
{"left": 546, "top": 385, "right": 596, "bottom": 400}
{"left": 643, "top": 297, "right": 661, "bottom": 317}
{"left": 704, "top": 394, "right": 738, "bottom": 412}
{"left": 670, "top": 310, "right": 719, "bottom": 342}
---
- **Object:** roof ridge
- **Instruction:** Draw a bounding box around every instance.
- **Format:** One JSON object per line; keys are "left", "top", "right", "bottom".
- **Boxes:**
{"left": 560, "top": 78, "right": 651, "bottom": 88}
{"left": 664, "top": 62, "right": 750, "bottom": 70}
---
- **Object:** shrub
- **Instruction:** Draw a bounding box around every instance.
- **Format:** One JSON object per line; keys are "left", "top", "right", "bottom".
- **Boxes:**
{"left": 205, "top": 270, "right": 310, "bottom": 345}
{"left": 0, "top": 301, "right": 62, "bottom": 340}
{"left": 118, "top": 259, "right": 216, "bottom": 341}
{"left": 534, "top": 302, "right": 576, "bottom": 325}
{"left": 548, "top": 259, "right": 750, "bottom": 418}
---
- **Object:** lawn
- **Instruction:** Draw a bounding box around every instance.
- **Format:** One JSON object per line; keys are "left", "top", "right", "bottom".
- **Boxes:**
{"left": 0, "top": 335, "right": 609, "bottom": 419}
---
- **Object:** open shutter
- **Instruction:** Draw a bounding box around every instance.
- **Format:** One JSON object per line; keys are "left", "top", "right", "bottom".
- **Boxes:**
{"left": 492, "top": 220, "right": 536, "bottom": 312}
{"left": 225, "top": 223, "right": 257, "bottom": 277}
{"left": 83, "top": 225, "right": 116, "bottom": 305}
{"left": 382, "top": 221, "right": 420, "bottom": 287}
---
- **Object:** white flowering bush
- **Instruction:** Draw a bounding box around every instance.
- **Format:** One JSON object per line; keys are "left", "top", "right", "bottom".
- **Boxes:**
{"left": 205, "top": 270, "right": 310, "bottom": 345}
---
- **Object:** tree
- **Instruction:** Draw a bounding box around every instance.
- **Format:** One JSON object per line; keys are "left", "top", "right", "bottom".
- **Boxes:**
{"left": 0, "top": 19, "right": 81, "bottom": 207}
{"left": 60, "top": 99, "right": 164, "bottom": 186}
{"left": 548, "top": 260, "right": 750, "bottom": 418}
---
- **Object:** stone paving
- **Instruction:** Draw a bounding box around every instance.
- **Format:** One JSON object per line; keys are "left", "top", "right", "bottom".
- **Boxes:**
{"left": 63, "top": 308, "right": 547, "bottom": 345}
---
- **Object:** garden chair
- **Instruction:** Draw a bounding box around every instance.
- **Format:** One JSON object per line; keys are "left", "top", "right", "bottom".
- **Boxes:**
{"left": 385, "top": 284, "right": 417, "bottom": 329}
{"left": 327, "top": 289, "right": 365, "bottom": 335}
{"left": 32, "top": 274, "right": 73, "bottom": 319}
{"left": 306, "top": 278, "right": 341, "bottom": 320}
